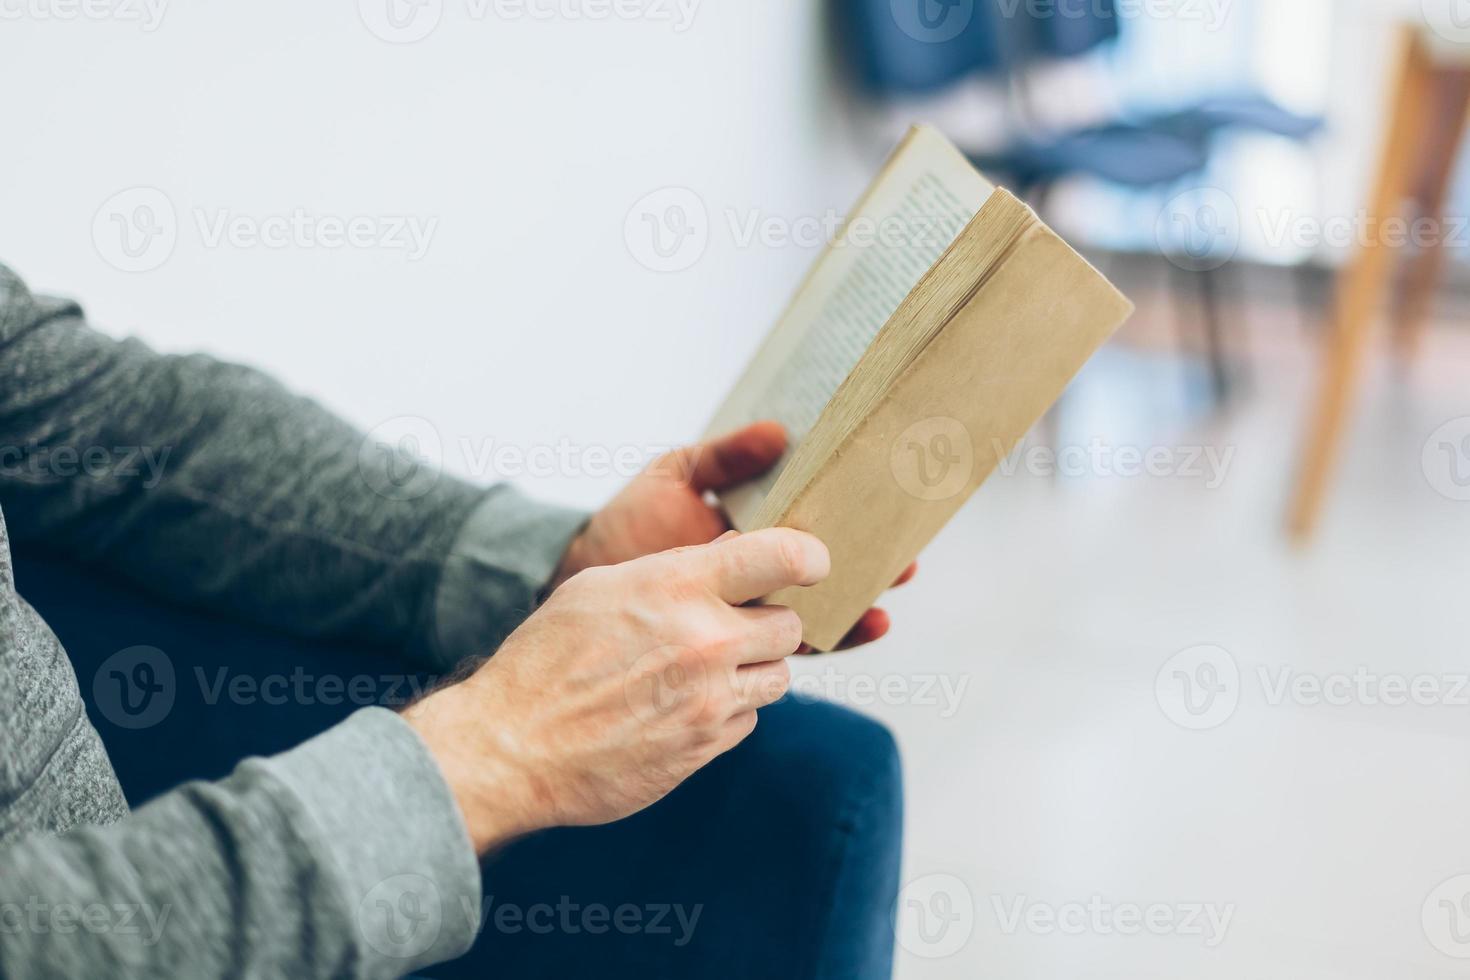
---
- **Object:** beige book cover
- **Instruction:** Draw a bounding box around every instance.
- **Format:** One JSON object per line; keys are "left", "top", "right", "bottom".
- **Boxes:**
{"left": 705, "top": 125, "right": 1134, "bottom": 650}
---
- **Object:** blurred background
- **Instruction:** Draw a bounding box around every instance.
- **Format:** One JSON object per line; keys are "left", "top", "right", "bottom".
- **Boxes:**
{"left": 4, "top": 0, "right": 1470, "bottom": 976}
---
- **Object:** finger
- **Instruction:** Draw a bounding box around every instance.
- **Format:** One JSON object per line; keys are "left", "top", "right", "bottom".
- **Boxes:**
{"left": 664, "top": 422, "right": 788, "bottom": 492}
{"left": 718, "top": 710, "right": 759, "bottom": 750}
{"left": 726, "top": 604, "right": 804, "bottom": 663}
{"left": 732, "top": 660, "right": 791, "bottom": 711}
{"left": 834, "top": 608, "right": 891, "bottom": 651}
{"left": 892, "top": 562, "right": 918, "bottom": 588}
{"left": 699, "top": 527, "right": 830, "bottom": 605}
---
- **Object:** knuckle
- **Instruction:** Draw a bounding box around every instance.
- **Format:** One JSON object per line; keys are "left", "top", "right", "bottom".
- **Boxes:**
{"left": 770, "top": 607, "right": 803, "bottom": 650}
{"left": 764, "top": 663, "right": 792, "bottom": 702}
{"left": 683, "top": 619, "right": 740, "bottom": 662}
{"left": 730, "top": 712, "right": 759, "bottom": 744}
{"left": 664, "top": 641, "right": 703, "bottom": 675}
{"left": 693, "top": 697, "right": 728, "bottom": 730}
{"left": 773, "top": 533, "right": 806, "bottom": 581}
{"left": 656, "top": 562, "right": 704, "bottom": 604}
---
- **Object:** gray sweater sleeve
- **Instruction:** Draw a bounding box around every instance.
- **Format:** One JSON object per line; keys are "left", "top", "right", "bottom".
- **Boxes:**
{"left": 0, "top": 263, "right": 587, "bottom": 671}
{"left": 0, "top": 707, "right": 485, "bottom": 980}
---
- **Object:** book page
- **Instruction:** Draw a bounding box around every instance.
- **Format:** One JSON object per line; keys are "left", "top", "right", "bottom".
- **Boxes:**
{"left": 705, "top": 125, "right": 995, "bottom": 528}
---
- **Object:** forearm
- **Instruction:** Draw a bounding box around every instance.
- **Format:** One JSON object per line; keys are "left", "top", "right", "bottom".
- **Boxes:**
{"left": 0, "top": 709, "right": 482, "bottom": 980}
{"left": 0, "top": 264, "right": 585, "bottom": 670}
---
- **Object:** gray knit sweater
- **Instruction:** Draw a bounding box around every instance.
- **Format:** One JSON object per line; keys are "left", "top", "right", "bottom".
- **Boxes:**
{"left": 0, "top": 263, "right": 587, "bottom": 979}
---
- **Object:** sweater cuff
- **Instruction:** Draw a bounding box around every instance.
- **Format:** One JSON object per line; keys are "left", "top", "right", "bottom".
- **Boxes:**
{"left": 263, "top": 707, "right": 483, "bottom": 979}
{"left": 431, "top": 484, "right": 589, "bottom": 670}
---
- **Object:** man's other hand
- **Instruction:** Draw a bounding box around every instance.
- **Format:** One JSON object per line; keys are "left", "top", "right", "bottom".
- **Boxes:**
{"left": 548, "top": 421, "right": 916, "bottom": 651}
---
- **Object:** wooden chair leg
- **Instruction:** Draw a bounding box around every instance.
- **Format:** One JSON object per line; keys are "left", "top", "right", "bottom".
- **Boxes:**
{"left": 1393, "top": 72, "right": 1470, "bottom": 360}
{"left": 1287, "top": 26, "right": 1436, "bottom": 541}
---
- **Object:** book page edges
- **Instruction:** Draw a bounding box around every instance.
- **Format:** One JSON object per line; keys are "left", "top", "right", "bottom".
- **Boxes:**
{"left": 765, "top": 226, "right": 1135, "bottom": 650}
{"left": 744, "top": 188, "right": 1035, "bottom": 532}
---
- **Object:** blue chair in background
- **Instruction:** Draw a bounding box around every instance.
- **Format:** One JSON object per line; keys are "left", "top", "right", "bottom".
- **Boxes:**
{"left": 834, "top": 0, "right": 1323, "bottom": 403}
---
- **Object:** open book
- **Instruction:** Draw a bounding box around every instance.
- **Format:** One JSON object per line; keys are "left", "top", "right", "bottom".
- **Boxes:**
{"left": 704, "top": 125, "right": 1134, "bottom": 650}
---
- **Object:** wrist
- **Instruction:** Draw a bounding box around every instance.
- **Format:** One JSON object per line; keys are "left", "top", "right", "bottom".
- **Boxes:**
{"left": 403, "top": 682, "right": 547, "bottom": 854}
{"left": 547, "top": 525, "right": 594, "bottom": 595}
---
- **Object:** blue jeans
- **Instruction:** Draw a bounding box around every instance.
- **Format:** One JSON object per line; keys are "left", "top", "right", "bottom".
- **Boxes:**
{"left": 13, "top": 549, "right": 903, "bottom": 979}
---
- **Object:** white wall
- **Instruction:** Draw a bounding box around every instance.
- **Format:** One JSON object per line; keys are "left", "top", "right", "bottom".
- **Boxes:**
{"left": 0, "top": 0, "right": 878, "bottom": 508}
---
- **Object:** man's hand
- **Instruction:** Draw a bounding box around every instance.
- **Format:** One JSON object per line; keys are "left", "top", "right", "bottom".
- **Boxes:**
{"left": 549, "top": 421, "right": 915, "bottom": 650}
{"left": 405, "top": 528, "right": 828, "bottom": 854}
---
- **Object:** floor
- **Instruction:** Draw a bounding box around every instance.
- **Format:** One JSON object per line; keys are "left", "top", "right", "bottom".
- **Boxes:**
{"left": 788, "top": 263, "right": 1470, "bottom": 979}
